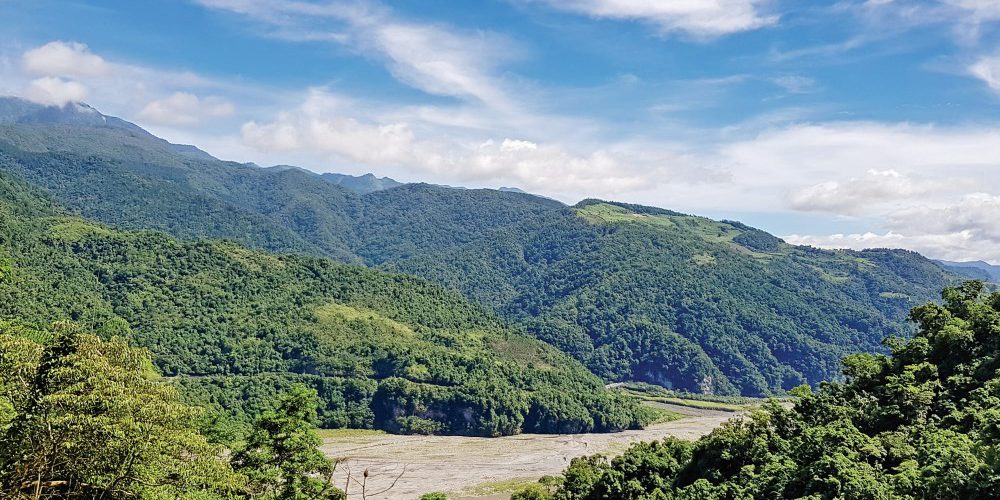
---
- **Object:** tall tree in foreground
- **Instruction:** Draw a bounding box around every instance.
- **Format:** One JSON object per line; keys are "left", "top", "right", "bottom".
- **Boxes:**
{"left": 233, "top": 385, "right": 344, "bottom": 499}
{"left": 0, "top": 321, "right": 244, "bottom": 499}
{"left": 546, "top": 282, "right": 1000, "bottom": 499}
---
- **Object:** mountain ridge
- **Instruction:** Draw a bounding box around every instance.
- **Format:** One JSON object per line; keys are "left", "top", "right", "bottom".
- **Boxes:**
{"left": 0, "top": 96, "right": 965, "bottom": 395}
{"left": 935, "top": 259, "right": 1000, "bottom": 282}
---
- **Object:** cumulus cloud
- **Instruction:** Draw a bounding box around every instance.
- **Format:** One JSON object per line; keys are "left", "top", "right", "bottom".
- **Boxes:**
{"left": 889, "top": 193, "right": 1000, "bottom": 243}
{"left": 238, "top": 89, "right": 690, "bottom": 195}
{"left": 531, "top": 0, "right": 778, "bottom": 37}
{"left": 243, "top": 115, "right": 416, "bottom": 164}
{"left": 22, "top": 77, "right": 88, "bottom": 106}
{"left": 785, "top": 194, "right": 1000, "bottom": 262}
{"left": 1, "top": 40, "right": 255, "bottom": 135}
{"left": 714, "top": 122, "right": 1000, "bottom": 209}
{"left": 789, "top": 170, "right": 934, "bottom": 215}
{"left": 138, "top": 92, "right": 235, "bottom": 125}
{"left": 682, "top": 122, "right": 1000, "bottom": 261}
{"left": 22, "top": 41, "right": 109, "bottom": 78}
{"left": 784, "top": 230, "right": 985, "bottom": 262}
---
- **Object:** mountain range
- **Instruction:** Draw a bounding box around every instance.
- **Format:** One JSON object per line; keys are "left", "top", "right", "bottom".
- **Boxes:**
{"left": 935, "top": 260, "right": 1000, "bottom": 282}
{"left": 0, "top": 167, "right": 647, "bottom": 436}
{"left": 0, "top": 97, "right": 964, "bottom": 396}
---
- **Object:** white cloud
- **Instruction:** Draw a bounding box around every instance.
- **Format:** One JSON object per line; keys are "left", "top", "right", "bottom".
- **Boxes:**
{"left": 194, "top": 0, "right": 520, "bottom": 110}
{"left": 237, "top": 89, "right": 695, "bottom": 196}
{"left": 943, "top": 0, "right": 1000, "bottom": 22}
{"left": 138, "top": 92, "right": 235, "bottom": 125}
{"left": 368, "top": 23, "right": 517, "bottom": 108}
{"left": 532, "top": 0, "right": 778, "bottom": 37}
{"left": 784, "top": 230, "right": 986, "bottom": 262}
{"left": 783, "top": 0, "right": 1000, "bottom": 64}
{"left": 23, "top": 77, "right": 88, "bottom": 106}
{"left": 22, "top": 41, "right": 109, "bottom": 78}
{"left": 770, "top": 75, "right": 819, "bottom": 94}
{"left": 242, "top": 114, "right": 416, "bottom": 165}
{"left": 969, "top": 55, "right": 1000, "bottom": 91}
{"left": 785, "top": 193, "right": 1000, "bottom": 262}
{"left": 851, "top": 0, "right": 1000, "bottom": 44}
{"left": 889, "top": 193, "right": 1000, "bottom": 243}
{"left": 634, "top": 121, "right": 1000, "bottom": 262}
{"left": 0, "top": 40, "right": 259, "bottom": 136}
{"left": 716, "top": 122, "right": 1000, "bottom": 209}
{"left": 789, "top": 170, "right": 933, "bottom": 215}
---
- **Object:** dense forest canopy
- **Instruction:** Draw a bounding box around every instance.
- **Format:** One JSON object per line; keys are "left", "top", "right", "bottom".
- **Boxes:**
{"left": 0, "top": 97, "right": 962, "bottom": 395}
{"left": 0, "top": 170, "right": 647, "bottom": 436}
{"left": 530, "top": 282, "right": 1000, "bottom": 499}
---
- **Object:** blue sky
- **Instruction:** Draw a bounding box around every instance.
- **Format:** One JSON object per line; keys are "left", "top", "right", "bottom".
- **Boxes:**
{"left": 4, "top": 0, "right": 1000, "bottom": 261}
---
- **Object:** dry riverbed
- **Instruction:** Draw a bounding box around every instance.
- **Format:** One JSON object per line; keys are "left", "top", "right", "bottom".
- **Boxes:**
{"left": 321, "top": 403, "right": 737, "bottom": 499}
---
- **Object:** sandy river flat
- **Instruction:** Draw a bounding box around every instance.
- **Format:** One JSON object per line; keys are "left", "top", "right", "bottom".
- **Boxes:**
{"left": 321, "top": 403, "right": 736, "bottom": 499}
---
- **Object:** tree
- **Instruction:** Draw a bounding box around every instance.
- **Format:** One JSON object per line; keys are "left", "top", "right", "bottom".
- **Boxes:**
{"left": 511, "top": 484, "right": 552, "bottom": 500}
{"left": 233, "top": 384, "right": 344, "bottom": 499}
{"left": 0, "top": 322, "right": 243, "bottom": 498}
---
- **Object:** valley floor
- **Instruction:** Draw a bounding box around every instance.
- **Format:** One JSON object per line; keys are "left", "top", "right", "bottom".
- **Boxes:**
{"left": 321, "top": 403, "right": 736, "bottom": 499}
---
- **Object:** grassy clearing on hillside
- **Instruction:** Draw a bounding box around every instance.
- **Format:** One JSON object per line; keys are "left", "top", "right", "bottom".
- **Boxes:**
{"left": 314, "top": 302, "right": 415, "bottom": 336}
{"left": 616, "top": 382, "right": 760, "bottom": 412}
{"left": 650, "top": 397, "right": 747, "bottom": 412}
{"left": 575, "top": 203, "right": 675, "bottom": 229}
{"left": 314, "top": 428, "right": 387, "bottom": 439}
{"left": 461, "top": 477, "right": 545, "bottom": 496}
{"left": 576, "top": 203, "right": 786, "bottom": 262}
{"left": 691, "top": 253, "right": 717, "bottom": 266}
{"left": 641, "top": 404, "right": 686, "bottom": 423}
{"left": 49, "top": 219, "right": 114, "bottom": 241}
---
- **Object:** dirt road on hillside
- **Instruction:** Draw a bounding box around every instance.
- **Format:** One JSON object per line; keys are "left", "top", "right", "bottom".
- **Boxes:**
{"left": 321, "top": 403, "right": 736, "bottom": 500}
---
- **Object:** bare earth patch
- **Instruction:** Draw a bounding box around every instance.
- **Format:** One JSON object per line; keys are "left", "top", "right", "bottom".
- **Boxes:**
{"left": 322, "top": 404, "right": 734, "bottom": 499}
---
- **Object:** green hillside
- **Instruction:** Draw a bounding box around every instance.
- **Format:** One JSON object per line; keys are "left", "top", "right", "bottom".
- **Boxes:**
{"left": 0, "top": 97, "right": 960, "bottom": 395}
{"left": 0, "top": 171, "right": 646, "bottom": 436}
{"left": 389, "top": 201, "right": 957, "bottom": 395}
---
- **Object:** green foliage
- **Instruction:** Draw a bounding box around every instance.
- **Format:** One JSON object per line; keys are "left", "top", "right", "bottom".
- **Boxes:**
{"left": 0, "top": 111, "right": 961, "bottom": 397}
{"left": 419, "top": 493, "right": 448, "bottom": 500}
{"left": 0, "top": 170, "right": 645, "bottom": 436}
{"left": 394, "top": 415, "right": 443, "bottom": 435}
{"left": 511, "top": 483, "right": 554, "bottom": 499}
{"left": 0, "top": 323, "right": 244, "bottom": 499}
{"left": 233, "top": 385, "right": 344, "bottom": 499}
{"left": 551, "top": 283, "right": 1000, "bottom": 498}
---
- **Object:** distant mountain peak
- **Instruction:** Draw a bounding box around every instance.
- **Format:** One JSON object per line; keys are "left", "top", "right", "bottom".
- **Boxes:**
{"left": 0, "top": 95, "right": 217, "bottom": 161}
{"left": 319, "top": 171, "right": 404, "bottom": 194}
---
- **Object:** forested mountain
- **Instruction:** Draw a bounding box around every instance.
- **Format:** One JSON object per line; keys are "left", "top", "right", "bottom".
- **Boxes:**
{"left": 0, "top": 170, "right": 646, "bottom": 436}
{"left": 0, "top": 97, "right": 962, "bottom": 396}
{"left": 387, "top": 202, "right": 957, "bottom": 396}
